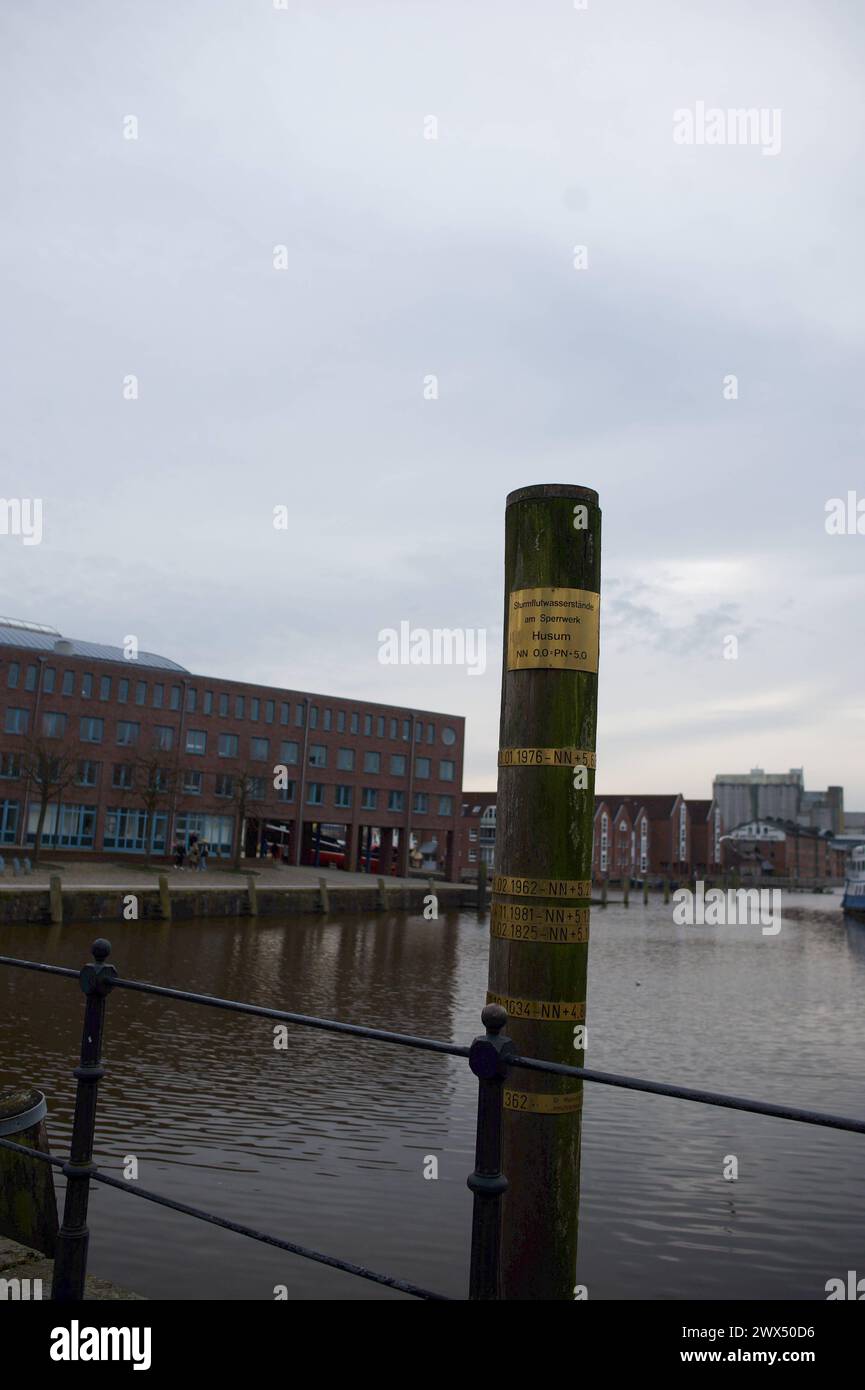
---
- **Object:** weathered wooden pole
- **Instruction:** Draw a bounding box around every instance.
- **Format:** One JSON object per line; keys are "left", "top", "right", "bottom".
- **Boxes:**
{"left": 623, "top": 874, "right": 630, "bottom": 907}
{"left": 642, "top": 878, "right": 649, "bottom": 905}
{"left": 0, "top": 1086, "right": 58, "bottom": 1255}
{"left": 489, "top": 482, "right": 600, "bottom": 1300}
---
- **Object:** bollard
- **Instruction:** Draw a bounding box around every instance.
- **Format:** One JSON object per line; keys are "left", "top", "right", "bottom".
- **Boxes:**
{"left": 476, "top": 859, "right": 488, "bottom": 913}
{"left": 52, "top": 940, "right": 116, "bottom": 1301}
{"left": 157, "top": 873, "right": 172, "bottom": 922}
{"left": 488, "top": 482, "right": 601, "bottom": 1300}
{"left": 317, "top": 876, "right": 329, "bottom": 913}
{"left": 466, "top": 1005, "right": 516, "bottom": 1299}
{"left": 246, "top": 873, "right": 258, "bottom": 917}
{"left": 376, "top": 876, "right": 388, "bottom": 910}
{"left": 49, "top": 874, "right": 63, "bottom": 925}
{"left": 663, "top": 877, "right": 670, "bottom": 904}
{"left": 0, "top": 1086, "right": 59, "bottom": 1256}
{"left": 623, "top": 875, "right": 630, "bottom": 907}
{"left": 601, "top": 878, "right": 607, "bottom": 907}
{"left": 642, "top": 878, "right": 649, "bottom": 905}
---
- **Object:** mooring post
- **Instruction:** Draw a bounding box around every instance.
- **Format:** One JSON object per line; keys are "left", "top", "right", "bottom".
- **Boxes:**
{"left": 376, "top": 875, "right": 387, "bottom": 910}
{"left": 158, "top": 873, "right": 171, "bottom": 921}
{"left": 663, "top": 877, "right": 670, "bottom": 904}
{"left": 476, "top": 859, "right": 488, "bottom": 912}
{"left": 601, "top": 878, "right": 607, "bottom": 907}
{"left": 0, "top": 1086, "right": 59, "bottom": 1255}
{"left": 642, "top": 878, "right": 649, "bottom": 905}
{"left": 317, "top": 876, "right": 329, "bottom": 913}
{"left": 623, "top": 874, "right": 630, "bottom": 907}
{"left": 466, "top": 1004, "right": 516, "bottom": 1299}
{"left": 246, "top": 873, "right": 258, "bottom": 917}
{"left": 49, "top": 874, "right": 63, "bottom": 925}
{"left": 51, "top": 939, "right": 117, "bottom": 1301}
{"left": 488, "top": 482, "right": 601, "bottom": 1300}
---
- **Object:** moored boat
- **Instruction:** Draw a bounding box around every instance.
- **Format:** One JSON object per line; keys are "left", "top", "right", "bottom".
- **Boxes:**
{"left": 841, "top": 844, "right": 865, "bottom": 918}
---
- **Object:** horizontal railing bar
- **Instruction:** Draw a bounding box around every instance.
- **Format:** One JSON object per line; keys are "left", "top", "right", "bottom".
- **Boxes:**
{"left": 3, "top": 954, "right": 864, "bottom": 1133}
{"left": 509, "top": 1057, "right": 865, "bottom": 1134}
{"left": 0, "top": 1136, "right": 449, "bottom": 1301}
{"left": 0, "top": 955, "right": 471, "bottom": 1060}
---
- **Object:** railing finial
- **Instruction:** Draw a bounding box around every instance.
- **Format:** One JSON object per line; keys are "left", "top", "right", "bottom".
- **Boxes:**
{"left": 92, "top": 938, "right": 112, "bottom": 963}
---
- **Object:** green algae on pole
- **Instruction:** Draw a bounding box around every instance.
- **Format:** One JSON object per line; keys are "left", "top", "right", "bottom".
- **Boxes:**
{"left": 489, "top": 483, "right": 601, "bottom": 1300}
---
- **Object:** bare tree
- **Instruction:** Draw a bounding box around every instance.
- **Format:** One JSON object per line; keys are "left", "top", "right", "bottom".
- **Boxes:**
{"left": 20, "top": 739, "right": 78, "bottom": 865}
{"left": 130, "top": 751, "right": 176, "bottom": 866}
{"left": 227, "top": 766, "right": 266, "bottom": 870}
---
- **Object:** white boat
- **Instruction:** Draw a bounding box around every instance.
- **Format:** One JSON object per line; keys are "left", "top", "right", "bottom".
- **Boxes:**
{"left": 841, "top": 844, "right": 865, "bottom": 918}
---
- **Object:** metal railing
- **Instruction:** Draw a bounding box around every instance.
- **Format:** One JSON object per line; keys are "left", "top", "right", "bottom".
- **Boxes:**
{"left": 1, "top": 938, "right": 864, "bottom": 1301}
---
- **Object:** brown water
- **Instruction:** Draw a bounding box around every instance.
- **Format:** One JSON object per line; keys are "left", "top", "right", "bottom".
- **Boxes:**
{"left": 1, "top": 895, "right": 863, "bottom": 1300}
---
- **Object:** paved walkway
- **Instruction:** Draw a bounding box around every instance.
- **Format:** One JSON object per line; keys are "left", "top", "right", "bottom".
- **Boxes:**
{"left": 0, "top": 859, "right": 457, "bottom": 893}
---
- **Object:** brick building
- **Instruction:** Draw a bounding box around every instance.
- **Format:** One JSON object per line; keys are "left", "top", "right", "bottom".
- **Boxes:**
{"left": 684, "top": 798, "right": 723, "bottom": 877}
{"left": 457, "top": 791, "right": 497, "bottom": 879}
{"left": 0, "top": 618, "right": 464, "bottom": 876}
{"left": 722, "top": 819, "right": 846, "bottom": 881}
{"left": 592, "top": 795, "right": 694, "bottom": 881}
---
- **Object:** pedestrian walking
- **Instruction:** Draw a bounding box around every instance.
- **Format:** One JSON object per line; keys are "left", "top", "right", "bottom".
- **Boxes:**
{"left": 174, "top": 841, "right": 185, "bottom": 870}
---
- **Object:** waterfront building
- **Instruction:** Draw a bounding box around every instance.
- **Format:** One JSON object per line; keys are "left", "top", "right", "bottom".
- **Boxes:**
{"left": 592, "top": 795, "right": 693, "bottom": 882}
{"left": 722, "top": 819, "right": 846, "bottom": 881}
{"left": 0, "top": 618, "right": 464, "bottom": 876}
{"left": 684, "top": 798, "right": 723, "bottom": 878}
{"left": 457, "top": 792, "right": 497, "bottom": 879}
{"left": 713, "top": 768, "right": 844, "bottom": 836}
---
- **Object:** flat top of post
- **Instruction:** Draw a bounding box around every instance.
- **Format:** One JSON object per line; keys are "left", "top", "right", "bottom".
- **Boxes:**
{"left": 506, "top": 483, "right": 599, "bottom": 507}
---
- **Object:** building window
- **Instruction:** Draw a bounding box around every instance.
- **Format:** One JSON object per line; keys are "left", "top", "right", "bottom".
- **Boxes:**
{"left": 469, "top": 828, "right": 478, "bottom": 842}
{"left": 364, "top": 713, "right": 372, "bottom": 736}
{"left": 118, "top": 678, "right": 129, "bottom": 703}
{"left": 0, "top": 800, "right": 19, "bottom": 843}
{"left": 427, "top": 723, "right": 435, "bottom": 744}
{"left": 43, "top": 667, "right": 56, "bottom": 694}
{"left": 640, "top": 818, "right": 648, "bottom": 874}
{"left": 337, "top": 748, "right": 355, "bottom": 772}
{"left": 186, "top": 687, "right": 197, "bottom": 713}
{"left": 218, "top": 734, "right": 238, "bottom": 757}
{"left": 390, "top": 754, "right": 406, "bottom": 776}
{"left": 21, "top": 665, "right": 36, "bottom": 691}
{"left": 265, "top": 700, "right": 274, "bottom": 724}
{"left": 600, "top": 812, "right": 609, "bottom": 873}
{"left": 439, "top": 760, "right": 455, "bottom": 782}
{"left": 183, "top": 770, "right": 203, "bottom": 794}
{"left": 0, "top": 752, "right": 21, "bottom": 778}
{"left": 154, "top": 726, "right": 174, "bottom": 752}
{"left": 112, "top": 763, "right": 133, "bottom": 789}
{"left": 203, "top": 690, "right": 214, "bottom": 715}
{"left": 309, "top": 706, "right": 319, "bottom": 730}
{"left": 99, "top": 676, "right": 111, "bottom": 701}
{"left": 280, "top": 741, "right": 299, "bottom": 765}
{"left": 186, "top": 730, "right": 206, "bottom": 755}
{"left": 350, "top": 712, "right": 359, "bottom": 734}
{"left": 76, "top": 760, "right": 99, "bottom": 787}
{"left": 276, "top": 781, "right": 295, "bottom": 803}
{"left": 414, "top": 792, "right": 428, "bottom": 813}
{"left": 251, "top": 737, "right": 269, "bottom": 761}
{"left": 42, "top": 711, "right": 67, "bottom": 739}
{"left": 173, "top": 812, "right": 233, "bottom": 858}
{"left": 231, "top": 695, "right": 243, "bottom": 719}
{"left": 307, "top": 782, "right": 324, "bottom": 805}
{"left": 361, "top": 788, "right": 376, "bottom": 810}
{"left": 135, "top": 681, "right": 147, "bottom": 706}
{"left": 27, "top": 802, "right": 95, "bottom": 849}
{"left": 80, "top": 716, "right": 104, "bottom": 743}
{"left": 248, "top": 777, "right": 266, "bottom": 801}
{"left": 377, "top": 715, "right": 385, "bottom": 737}
{"left": 81, "top": 673, "right": 93, "bottom": 698}
{"left": 360, "top": 750, "right": 379, "bottom": 774}
{"left": 215, "top": 774, "right": 234, "bottom": 797}
{"left": 153, "top": 684, "right": 164, "bottom": 709}
{"left": 679, "top": 803, "right": 687, "bottom": 861}
{"left": 308, "top": 744, "right": 327, "bottom": 768}
{"left": 335, "top": 785, "right": 352, "bottom": 808}
{"left": 219, "top": 693, "right": 229, "bottom": 717}
{"left": 337, "top": 710, "right": 346, "bottom": 732}
{"left": 442, "top": 726, "right": 456, "bottom": 746}
{"left": 62, "top": 670, "right": 74, "bottom": 696}
{"left": 250, "top": 698, "right": 260, "bottom": 721}
{"left": 402, "top": 719, "right": 410, "bottom": 741}
{"left": 6, "top": 663, "right": 19, "bottom": 688}
{"left": 170, "top": 685, "right": 181, "bottom": 711}
{"left": 103, "top": 807, "right": 168, "bottom": 855}
{"left": 415, "top": 757, "right": 430, "bottom": 779}
{"left": 323, "top": 708, "right": 332, "bottom": 731}
{"left": 296, "top": 703, "right": 305, "bottom": 727}
{"left": 280, "top": 702, "right": 289, "bottom": 725}
{"left": 438, "top": 796, "right": 453, "bottom": 815}
{"left": 388, "top": 790, "right": 404, "bottom": 812}
{"left": 389, "top": 718, "right": 397, "bottom": 739}
{"left": 117, "top": 721, "right": 141, "bottom": 747}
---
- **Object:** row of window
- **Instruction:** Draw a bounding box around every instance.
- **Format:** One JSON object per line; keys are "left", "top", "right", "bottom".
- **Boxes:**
{"left": 3, "top": 710, "right": 458, "bottom": 779}
{"left": 3, "top": 664, "right": 458, "bottom": 745}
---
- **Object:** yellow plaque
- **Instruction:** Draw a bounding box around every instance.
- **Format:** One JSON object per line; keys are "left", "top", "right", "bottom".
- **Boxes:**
{"left": 504, "top": 1089, "right": 583, "bottom": 1115}
{"left": 498, "top": 747, "right": 597, "bottom": 769}
{"left": 491, "top": 900, "right": 590, "bottom": 943}
{"left": 507, "top": 587, "right": 600, "bottom": 673}
{"left": 493, "top": 874, "right": 591, "bottom": 899}
{"left": 486, "top": 992, "right": 586, "bottom": 1022}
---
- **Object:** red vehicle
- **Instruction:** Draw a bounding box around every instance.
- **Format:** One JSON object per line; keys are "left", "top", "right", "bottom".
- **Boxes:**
{"left": 300, "top": 836, "right": 396, "bottom": 873}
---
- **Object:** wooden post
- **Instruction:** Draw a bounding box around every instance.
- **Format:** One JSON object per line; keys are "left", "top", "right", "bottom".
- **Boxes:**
{"left": 663, "top": 877, "right": 670, "bottom": 904}
{"left": 49, "top": 873, "right": 63, "bottom": 925}
{"left": 158, "top": 873, "right": 171, "bottom": 921}
{"left": 317, "top": 876, "right": 329, "bottom": 912}
{"left": 489, "top": 482, "right": 601, "bottom": 1301}
{"left": 642, "top": 878, "right": 649, "bottom": 905}
{"left": 623, "top": 874, "right": 630, "bottom": 907}
{"left": 0, "top": 1086, "right": 58, "bottom": 1255}
{"left": 376, "top": 875, "right": 387, "bottom": 910}
{"left": 476, "top": 859, "right": 488, "bottom": 912}
{"left": 246, "top": 872, "right": 258, "bottom": 917}
{"left": 601, "top": 878, "right": 607, "bottom": 907}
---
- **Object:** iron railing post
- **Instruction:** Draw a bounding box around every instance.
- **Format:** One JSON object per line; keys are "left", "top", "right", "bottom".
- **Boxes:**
{"left": 51, "top": 938, "right": 117, "bottom": 1301}
{"left": 467, "top": 1003, "right": 515, "bottom": 1299}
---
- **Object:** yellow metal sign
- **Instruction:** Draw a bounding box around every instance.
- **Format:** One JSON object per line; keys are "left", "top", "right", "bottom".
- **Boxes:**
{"left": 507, "top": 587, "right": 600, "bottom": 673}
{"left": 493, "top": 874, "right": 591, "bottom": 899}
{"left": 486, "top": 992, "right": 586, "bottom": 1022}
{"left": 491, "top": 901, "right": 590, "bottom": 943}
{"left": 504, "top": 1089, "right": 584, "bottom": 1115}
{"left": 498, "top": 747, "right": 597, "bottom": 769}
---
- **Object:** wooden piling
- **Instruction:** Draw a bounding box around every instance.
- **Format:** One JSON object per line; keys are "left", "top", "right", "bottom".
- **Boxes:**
{"left": 246, "top": 873, "right": 258, "bottom": 917}
{"left": 488, "top": 482, "right": 601, "bottom": 1301}
{"left": 663, "top": 877, "right": 670, "bottom": 904}
{"left": 157, "top": 873, "right": 171, "bottom": 921}
{"left": 0, "top": 1086, "right": 58, "bottom": 1256}
{"left": 623, "top": 875, "right": 630, "bottom": 907}
{"left": 601, "top": 878, "right": 607, "bottom": 907}
{"left": 642, "top": 878, "right": 649, "bottom": 905}
{"left": 49, "top": 874, "right": 63, "bottom": 925}
{"left": 376, "top": 876, "right": 388, "bottom": 910}
{"left": 317, "top": 876, "right": 330, "bottom": 913}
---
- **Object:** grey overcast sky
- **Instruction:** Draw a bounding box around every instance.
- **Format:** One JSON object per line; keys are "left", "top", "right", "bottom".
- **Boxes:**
{"left": 2, "top": 0, "right": 863, "bottom": 803}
